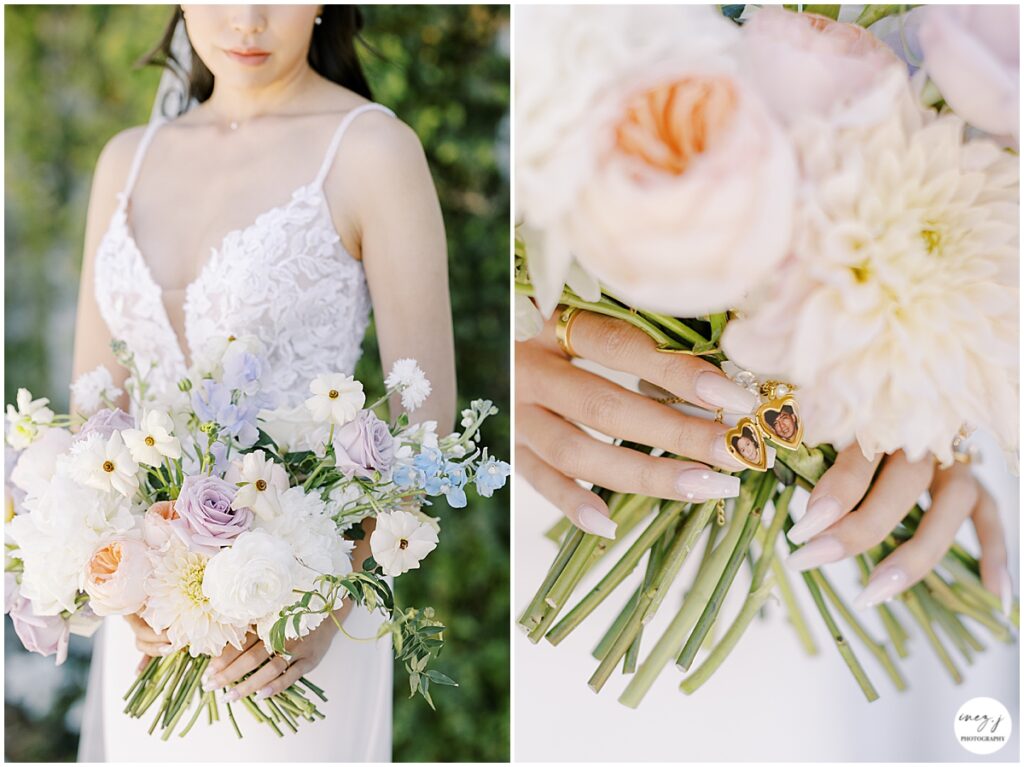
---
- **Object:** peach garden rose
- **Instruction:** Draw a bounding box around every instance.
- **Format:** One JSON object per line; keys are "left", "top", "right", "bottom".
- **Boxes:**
{"left": 83, "top": 537, "right": 151, "bottom": 616}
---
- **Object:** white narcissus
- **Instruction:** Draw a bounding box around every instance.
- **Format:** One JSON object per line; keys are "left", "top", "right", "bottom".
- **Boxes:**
{"left": 228, "top": 450, "right": 289, "bottom": 521}
{"left": 5, "top": 389, "right": 55, "bottom": 450}
{"left": 305, "top": 374, "right": 365, "bottom": 427}
{"left": 68, "top": 432, "right": 140, "bottom": 498}
{"left": 123, "top": 411, "right": 181, "bottom": 467}
{"left": 370, "top": 510, "right": 439, "bottom": 577}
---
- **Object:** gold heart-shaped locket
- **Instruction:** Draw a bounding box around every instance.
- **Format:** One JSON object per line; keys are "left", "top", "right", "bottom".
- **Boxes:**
{"left": 725, "top": 417, "right": 768, "bottom": 471}
{"left": 756, "top": 396, "right": 803, "bottom": 450}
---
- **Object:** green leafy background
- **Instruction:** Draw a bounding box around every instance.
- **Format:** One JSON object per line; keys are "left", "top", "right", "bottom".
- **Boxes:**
{"left": 4, "top": 4, "right": 510, "bottom": 762}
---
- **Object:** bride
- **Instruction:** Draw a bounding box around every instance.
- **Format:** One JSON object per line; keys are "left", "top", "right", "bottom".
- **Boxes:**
{"left": 71, "top": 5, "right": 455, "bottom": 761}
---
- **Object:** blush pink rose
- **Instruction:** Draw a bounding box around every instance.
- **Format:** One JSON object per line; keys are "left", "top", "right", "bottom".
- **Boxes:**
{"left": 82, "top": 537, "right": 151, "bottom": 616}
{"left": 741, "top": 7, "right": 908, "bottom": 127}
{"left": 143, "top": 500, "right": 179, "bottom": 549}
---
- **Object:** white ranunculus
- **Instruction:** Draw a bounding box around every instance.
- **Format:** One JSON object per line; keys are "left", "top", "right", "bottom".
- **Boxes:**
{"left": 5, "top": 389, "right": 55, "bottom": 450}
{"left": 918, "top": 5, "right": 1019, "bottom": 142}
{"left": 258, "top": 403, "right": 332, "bottom": 455}
{"left": 370, "top": 510, "right": 439, "bottom": 578}
{"left": 122, "top": 410, "right": 181, "bottom": 467}
{"left": 516, "top": 4, "right": 796, "bottom": 316}
{"left": 305, "top": 374, "right": 365, "bottom": 427}
{"left": 723, "top": 103, "right": 1019, "bottom": 466}
{"left": 82, "top": 537, "right": 151, "bottom": 616}
{"left": 228, "top": 450, "right": 289, "bottom": 521}
{"left": 202, "top": 530, "right": 296, "bottom": 624}
{"left": 70, "top": 366, "right": 123, "bottom": 417}
{"left": 68, "top": 432, "right": 140, "bottom": 497}
{"left": 10, "top": 428, "right": 73, "bottom": 499}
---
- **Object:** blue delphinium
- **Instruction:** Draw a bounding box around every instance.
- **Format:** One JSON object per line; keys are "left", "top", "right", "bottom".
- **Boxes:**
{"left": 425, "top": 460, "right": 469, "bottom": 508}
{"left": 474, "top": 456, "right": 510, "bottom": 497}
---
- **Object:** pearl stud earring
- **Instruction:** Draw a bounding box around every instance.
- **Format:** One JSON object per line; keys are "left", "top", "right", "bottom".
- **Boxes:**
{"left": 314, "top": 15, "right": 322, "bottom": 25}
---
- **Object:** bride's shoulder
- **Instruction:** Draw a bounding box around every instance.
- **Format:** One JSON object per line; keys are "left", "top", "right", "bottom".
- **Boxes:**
{"left": 334, "top": 103, "right": 426, "bottom": 181}
{"left": 93, "top": 124, "right": 149, "bottom": 190}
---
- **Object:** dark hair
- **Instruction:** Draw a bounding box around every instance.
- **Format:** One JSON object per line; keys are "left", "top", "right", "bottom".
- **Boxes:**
{"left": 732, "top": 426, "right": 758, "bottom": 451}
{"left": 764, "top": 404, "right": 794, "bottom": 428}
{"left": 139, "top": 5, "right": 373, "bottom": 117}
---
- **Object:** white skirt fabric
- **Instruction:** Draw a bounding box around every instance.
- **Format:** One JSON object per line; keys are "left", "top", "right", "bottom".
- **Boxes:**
{"left": 77, "top": 603, "right": 392, "bottom": 762}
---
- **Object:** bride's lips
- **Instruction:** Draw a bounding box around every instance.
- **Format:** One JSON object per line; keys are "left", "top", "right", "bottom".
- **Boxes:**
{"left": 224, "top": 48, "right": 271, "bottom": 66}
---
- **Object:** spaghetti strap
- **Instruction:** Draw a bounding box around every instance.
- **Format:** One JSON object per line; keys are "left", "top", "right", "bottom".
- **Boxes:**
{"left": 120, "top": 117, "right": 167, "bottom": 203}
{"left": 312, "top": 103, "right": 397, "bottom": 188}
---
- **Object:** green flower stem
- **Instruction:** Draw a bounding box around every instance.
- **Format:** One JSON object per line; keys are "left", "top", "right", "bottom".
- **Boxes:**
{"left": 643, "top": 500, "right": 719, "bottom": 621}
{"left": 137, "top": 652, "right": 186, "bottom": 719}
{"left": 855, "top": 554, "right": 910, "bottom": 658}
{"left": 812, "top": 571, "right": 907, "bottom": 691}
{"left": 942, "top": 554, "right": 1020, "bottom": 628}
{"left": 619, "top": 483, "right": 760, "bottom": 708}
{"left": 924, "top": 572, "right": 1011, "bottom": 641}
{"left": 676, "top": 474, "right": 777, "bottom": 671}
{"left": 123, "top": 657, "right": 160, "bottom": 703}
{"left": 919, "top": 586, "right": 977, "bottom": 662}
{"left": 266, "top": 699, "right": 298, "bottom": 733}
{"left": 519, "top": 527, "right": 584, "bottom": 631}
{"left": 178, "top": 689, "right": 212, "bottom": 739}
{"left": 680, "top": 575, "right": 777, "bottom": 695}
{"left": 164, "top": 655, "right": 206, "bottom": 731}
{"left": 548, "top": 501, "right": 687, "bottom": 646}
{"left": 298, "top": 676, "right": 327, "bottom": 702}
{"left": 902, "top": 586, "right": 962, "bottom": 684}
{"left": 801, "top": 569, "right": 879, "bottom": 702}
{"left": 802, "top": 4, "right": 842, "bottom": 19}
{"left": 855, "top": 4, "right": 908, "bottom": 28}
{"left": 544, "top": 517, "right": 572, "bottom": 544}
{"left": 769, "top": 557, "right": 819, "bottom": 656}
{"left": 623, "top": 534, "right": 670, "bottom": 674}
{"left": 593, "top": 590, "right": 640, "bottom": 661}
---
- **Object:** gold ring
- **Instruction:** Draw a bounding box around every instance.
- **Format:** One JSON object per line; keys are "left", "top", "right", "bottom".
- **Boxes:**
{"left": 555, "top": 305, "right": 583, "bottom": 358}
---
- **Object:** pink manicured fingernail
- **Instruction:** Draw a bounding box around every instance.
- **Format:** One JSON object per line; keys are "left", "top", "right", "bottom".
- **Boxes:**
{"left": 711, "top": 438, "right": 748, "bottom": 471}
{"left": 785, "top": 535, "right": 844, "bottom": 571}
{"left": 577, "top": 505, "right": 616, "bottom": 540}
{"left": 225, "top": 689, "right": 240, "bottom": 703}
{"left": 766, "top": 446, "right": 777, "bottom": 469}
{"left": 853, "top": 567, "right": 908, "bottom": 609}
{"left": 695, "top": 373, "right": 757, "bottom": 414}
{"left": 158, "top": 646, "right": 173, "bottom": 656}
{"left": 999, "top": 567, "right": 1013, "bottom": 617}
{"left": 788, "top": 495, "right": 843, "bottom": 544}
{"left": 675, "top": 468, "right": 740, "bottom": 501}
{"left": 256, "top": 687, "right": 272, "bottom": 700}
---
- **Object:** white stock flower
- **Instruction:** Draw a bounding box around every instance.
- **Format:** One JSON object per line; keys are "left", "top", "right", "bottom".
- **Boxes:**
{"left": 258, "top": 403, "right": 331, "bottom": 455}
{"left": 385, "top": 359, "right": 433, "bottom": 412}
{"left": 69, "top": 432, "right": 140, "bottom": 497}
{"left": 142, "top": 539, "right": 248, "bottom": 657}
{"left": 370, "top": 510, "right": 439, "bottom": 578}
{"left": 723, "top": 104, "right": 1019, "bottom": 465}
{"left": 305, "top": 374, "right": 365, "bottom": 426}
{"left": 122, "top": 410, "right": 181, "bottom": 467}
{"left": 228, "top": 450, "right": 289, "bottom": 521}
{"left": 202, "top": 530, "right": 296, "bottom": 624}
{"left": 10, "top": 428, "right": 73, "bottom": 499}
{"left": 70, "top": 366, "right": 123, "bottom": 417}
{"left": 6, "top": 389, "right": 55, "bottom": 449}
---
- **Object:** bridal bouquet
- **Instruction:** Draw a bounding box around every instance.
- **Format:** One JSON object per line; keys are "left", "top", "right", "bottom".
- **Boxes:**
{"left": 516, "top": 4, "right": 1018, "bottom": 706}
{"left": 5, "top": 336, "right": 509, "bottom": 738}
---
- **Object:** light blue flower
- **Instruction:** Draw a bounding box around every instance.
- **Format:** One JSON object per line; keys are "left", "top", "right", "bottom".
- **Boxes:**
{"left": 191, "top": 380, "right": 259, "bottom": 448}
{"left": 443, "top": 461, "right": 468, "bottom": 488}
{"left": 474, "top": 458, "right": 510, "bottom": 497}
{"left": 413, "top": 448, "right": 444, "bottom": 478}
{"left": 222, "top": 351, "right": 263, "bottom": 396}
{"left": 393, "top": 463, "right": 423, "bottom": 490}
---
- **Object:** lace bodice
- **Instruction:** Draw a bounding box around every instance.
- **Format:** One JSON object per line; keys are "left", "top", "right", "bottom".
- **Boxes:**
{"left": 94, "top": 104, "right": 394, "bottom": 407}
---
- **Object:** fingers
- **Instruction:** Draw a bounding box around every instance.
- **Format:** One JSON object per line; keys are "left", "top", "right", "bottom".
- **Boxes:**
{"left": 970, "top": 485, "right": 1013, "bottom": 615}
{"left": 516, "top": 442, "right": 617, "bottom": 538}
{"left": 537, "top": 310, "right": 757, "bottom": 414}
{"left": 124, "top": 613, "right": 172, "bottom": 656}
{"left": 787, "top": 451, "right": 934, "bottom": 571}
{"left": 852, "top": 462, "right": 978, "bottom": 608}
{"left": 203, "top": 635, "right": 267, "bottom": 691}
{"left": 518, "top": 404, "right": 740, "bottom": 505}
{"left": 223, "top": 655, "right": 292, "bottom": 702}
{"left": 255, "top": 656, "right": 313, "bottom": 700}
{"left": 527, "top": 353, "right": 747, "bottom": 471}
{"left": 788, "top": 444, "right": 882, "bottom": 544}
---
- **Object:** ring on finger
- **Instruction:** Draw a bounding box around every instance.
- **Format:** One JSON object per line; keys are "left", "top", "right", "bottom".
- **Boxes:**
{"left": 555, "top": 305, "right": 584, "bottom": 358}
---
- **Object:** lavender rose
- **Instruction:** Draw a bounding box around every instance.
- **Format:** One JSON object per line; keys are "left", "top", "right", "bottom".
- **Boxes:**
{"left": 74, "top": 408, "right": 134, "bottom": 444}
{"left": 171, "top": 474, "right": 253, "bottom": 551}
{"left": 6, "top": 588, "right": 71, "bottom": 664}
{"left": 332, "top": 410, "right": 395, "bottom": 479}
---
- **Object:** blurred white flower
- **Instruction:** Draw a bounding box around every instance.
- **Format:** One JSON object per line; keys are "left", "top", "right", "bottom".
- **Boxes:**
{"left": 370, "top": 509, "right": 439, "bottom": 577}
{"left": 918, "top": 5, "right": 1019, "bottom": 143}
{"left": 385, "top": 359, "right": 432, "bottom": 412}
{"left": 10, "top": 428, "right": 73, "bottom": 500}
{"left": 305, "top": 374, "right": 365, "bottom": 426}
{"left": 6, "top": 389, "right": 55, "bottom": 450}
{"left": 202, "top": 530, "right": 296, "bottom": 624}
{"left": 69, "top": 432, "right": 140, "bottom": 497}
{"left": 142, "top": 539, "right": 248, "bottom": 657}
{"left": 258, "top": 403, "right": 331, "bottom": 456}
{"left": 70, "top": 366, "right": 123, "bottom": 417}
{"left": 723, "top": 104, "right": 1019, "bottom": 465}
{"left": 123, "top": 410, "right": 181, "bottom": 467}
{"left": 228, "top": 450, "right": 288, "bottom": 520}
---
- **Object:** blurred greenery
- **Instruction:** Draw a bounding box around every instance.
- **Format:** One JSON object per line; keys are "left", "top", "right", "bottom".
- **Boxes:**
{"left": 4, "top": 4, "right": 509, "bottom": 763}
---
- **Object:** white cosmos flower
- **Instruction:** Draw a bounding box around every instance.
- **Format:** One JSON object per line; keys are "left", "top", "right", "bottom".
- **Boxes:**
{"left": 384, "top": 359, "right": 432, "bottom": 412}
{"left": 202, "top": 530, "right": 296, "bottom": 624}
{"left": 305, "top": 374, "right": 365, "bottom": 426}
{"left": 370, "top": 510, "right": 439, "bottom": 577}
{"left": 6, "top": 389, "right": 55, "bottom": 449}
{"left": 69, "top": 432, "right": 140, "bottom": 497}
{"left": 228, "top": 450, "right": 289, "bottom": 521}
{"left": 70, "top": 366, "right": 123, "bottom": 417}
{"left": 122, "top": 411, "right": 181, "bottom": 467}
{"left": 723, "top": 102, "right": 1019, "bottom": 466}
{"left": 142, "top": 539, "right": 248, "bottom": 657}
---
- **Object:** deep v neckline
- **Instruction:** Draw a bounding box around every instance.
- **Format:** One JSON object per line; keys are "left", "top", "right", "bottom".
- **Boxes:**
{"left": 112, "top": 182, "right": 323, "bottom": 369}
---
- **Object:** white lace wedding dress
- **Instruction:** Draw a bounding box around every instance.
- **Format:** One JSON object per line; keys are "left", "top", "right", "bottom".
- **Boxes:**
{"left": 76, "top": 103, "right": 395, "bottom": 762}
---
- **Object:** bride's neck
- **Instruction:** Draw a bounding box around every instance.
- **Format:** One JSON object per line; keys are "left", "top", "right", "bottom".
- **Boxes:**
{"left": 203, "top": 62, "right": 320, "bottom": 123}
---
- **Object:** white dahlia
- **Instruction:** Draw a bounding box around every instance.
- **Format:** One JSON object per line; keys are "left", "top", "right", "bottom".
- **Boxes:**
{"left": 142, "top": 540, "right": 248, "bottom": 657}
{"left": 723, "top": 103, "right": 1018, "bottom": 466}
